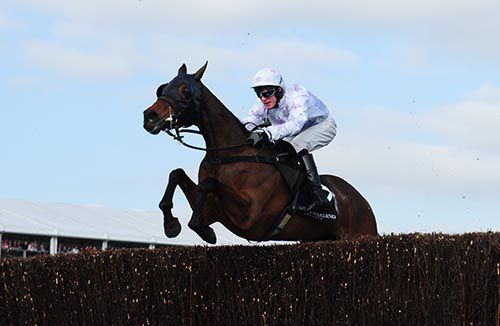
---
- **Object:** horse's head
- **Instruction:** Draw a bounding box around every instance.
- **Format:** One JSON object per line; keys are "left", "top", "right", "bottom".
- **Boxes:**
{"left": 143, "top": 62, "right": 207, "bottom": 134}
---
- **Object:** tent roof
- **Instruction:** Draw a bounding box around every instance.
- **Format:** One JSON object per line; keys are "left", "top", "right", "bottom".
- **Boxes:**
{"left": 0, "top": 198, "right": 247, "bottom": 246}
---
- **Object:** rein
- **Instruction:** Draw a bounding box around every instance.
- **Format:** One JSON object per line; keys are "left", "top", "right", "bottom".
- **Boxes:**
{"left": 158, "top": 94, "right": 251, "bottom": 152}
{"left": 165, "top": 127, "right": 251, "bottom": 152}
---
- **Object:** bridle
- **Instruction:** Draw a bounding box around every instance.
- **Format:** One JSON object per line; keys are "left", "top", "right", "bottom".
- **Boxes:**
{"left": 157, "top": 96, "right": 251, "bottom": 152}
{"left": 157, "top": 96, "right": 179, "bottom": 131}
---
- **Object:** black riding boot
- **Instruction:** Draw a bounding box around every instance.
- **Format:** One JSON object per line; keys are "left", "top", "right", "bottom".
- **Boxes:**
{"left": 302, "top": 153, "right": 331, "bottom": 211}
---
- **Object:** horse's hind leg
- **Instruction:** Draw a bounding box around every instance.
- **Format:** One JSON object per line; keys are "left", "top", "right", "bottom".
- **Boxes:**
{"left": 158, "top": 168, "right": 197, "bottom": 238}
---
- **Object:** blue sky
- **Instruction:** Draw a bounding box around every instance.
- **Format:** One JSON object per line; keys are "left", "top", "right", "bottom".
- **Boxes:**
{"left": 1, "top": 1, "right": 499, "bottom": 238}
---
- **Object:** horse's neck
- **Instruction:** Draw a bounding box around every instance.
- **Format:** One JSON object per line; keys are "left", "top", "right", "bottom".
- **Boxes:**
{"left": 198, "top": 85, "right": 248, "bottom": 150}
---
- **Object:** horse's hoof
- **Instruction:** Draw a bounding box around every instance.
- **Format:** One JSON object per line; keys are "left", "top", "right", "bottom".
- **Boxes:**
{"left": 164, "top": 218, "right": 181, "bottom": 238}
{"left": 197, "top": 227, "right": 217, "bottom": 244}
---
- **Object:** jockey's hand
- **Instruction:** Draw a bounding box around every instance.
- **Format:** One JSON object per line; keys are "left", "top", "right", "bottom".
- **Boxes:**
{"left": 247, "top": 129, "right": 270, "bottom": 146}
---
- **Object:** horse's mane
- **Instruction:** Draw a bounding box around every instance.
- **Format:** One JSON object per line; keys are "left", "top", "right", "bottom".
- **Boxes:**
{"left": 201, "top": 84, "right": 250, "bottom": 137}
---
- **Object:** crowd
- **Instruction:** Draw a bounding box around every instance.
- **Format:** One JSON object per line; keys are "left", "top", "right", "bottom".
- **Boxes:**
{"left": 2, "top": 240, "right": 48, "bottom": 253}
{"left": 1, "top": 236, "right": 156, "bottom": 259}
{"left": 1, "top": 239, "right": 97, "bottom": 257}
{"left": 58, "top": 245, "right": 98, "bottom": 254}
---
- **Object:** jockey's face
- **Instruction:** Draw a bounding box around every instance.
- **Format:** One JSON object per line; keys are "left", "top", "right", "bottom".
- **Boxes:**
{"left": 261, "top": 94, "right": 277, "bottom": 110}
{"left": 255, "top": 86, "right": 278, "bottom": 110}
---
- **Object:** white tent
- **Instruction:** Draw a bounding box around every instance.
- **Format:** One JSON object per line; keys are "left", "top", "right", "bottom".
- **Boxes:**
{"left": 0, "top": 198, "right": 250, "bottom": 255}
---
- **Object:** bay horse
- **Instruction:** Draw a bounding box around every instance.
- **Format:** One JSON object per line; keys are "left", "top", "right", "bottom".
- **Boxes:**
{"left": 143, "top": 63, "right": 377, "bottom": 244}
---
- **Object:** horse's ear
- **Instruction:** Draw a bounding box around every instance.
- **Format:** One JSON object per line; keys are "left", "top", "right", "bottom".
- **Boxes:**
{"left": 156, "top": 83, "right": 167, "bottom": 97}
{"left": 194, "top": 61, "right": 208, "bottom": 81}
{"left": 178, "top": 63, "right": 187, "bottom": 75}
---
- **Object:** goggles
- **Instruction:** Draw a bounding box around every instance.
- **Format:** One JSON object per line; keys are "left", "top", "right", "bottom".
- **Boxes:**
{"left": 255, "top": 88, "right": 276, "bottom": 99}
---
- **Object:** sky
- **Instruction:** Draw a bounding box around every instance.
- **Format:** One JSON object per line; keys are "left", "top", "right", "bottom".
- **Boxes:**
{"left": 1, "top": 1, "right": 499, "bottom": 242}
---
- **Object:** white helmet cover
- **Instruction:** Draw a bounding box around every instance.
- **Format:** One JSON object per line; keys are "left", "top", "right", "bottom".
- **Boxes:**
{"left": 252, "top": 68, "right": 285, "bottom": 88}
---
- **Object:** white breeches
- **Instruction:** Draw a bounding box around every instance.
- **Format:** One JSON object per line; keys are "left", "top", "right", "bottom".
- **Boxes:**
{"left": 283, "top": 115, "right": 337, "bottom": 154}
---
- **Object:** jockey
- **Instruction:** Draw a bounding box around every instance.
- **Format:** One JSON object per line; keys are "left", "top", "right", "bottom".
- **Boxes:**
{"left": 242, "top": 68, "right": 337, "bottom": 211}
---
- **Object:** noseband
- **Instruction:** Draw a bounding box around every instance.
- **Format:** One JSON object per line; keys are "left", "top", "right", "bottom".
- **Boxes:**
{"left": 157, "top": 96, "right": 179, "bottom": 130}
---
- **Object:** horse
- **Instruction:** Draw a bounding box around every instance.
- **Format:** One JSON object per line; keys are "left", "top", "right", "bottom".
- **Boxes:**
{"left": 143, "top": 62, "right": 377, "bottom": 244}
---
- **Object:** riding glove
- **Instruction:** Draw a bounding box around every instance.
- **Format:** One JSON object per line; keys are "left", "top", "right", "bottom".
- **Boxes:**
{"left": 247, "top": 129, "right": 270, "bottom": 146}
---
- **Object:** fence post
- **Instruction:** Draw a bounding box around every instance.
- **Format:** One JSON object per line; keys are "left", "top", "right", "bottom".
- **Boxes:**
{"left": 50, "top": 229, "right": 58, "bottom": 255}
{"left": 149, "top": 236, "right": 156, "bottom": 249}
{"left": 50, "top": 237, "right": 58, "bottom": 255}
{"left": 102, "top": 233, "right": 109, "bottom": 250}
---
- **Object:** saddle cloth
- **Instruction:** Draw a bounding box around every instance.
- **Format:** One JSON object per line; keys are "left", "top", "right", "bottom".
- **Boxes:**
{"left": 273, "top": 141, "right": 338, "bottom": 222}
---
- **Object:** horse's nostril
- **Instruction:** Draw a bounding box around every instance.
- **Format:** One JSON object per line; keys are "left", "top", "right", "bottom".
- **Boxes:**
{"left": 145, "top": 111, "right": 159, "bottom": 122}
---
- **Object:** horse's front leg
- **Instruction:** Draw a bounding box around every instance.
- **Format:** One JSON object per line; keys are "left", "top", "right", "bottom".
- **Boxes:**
{"left": 158, "top": 168, "right": 197, "bottom": 238}
{"left": 187, "top": 178, "right": 218, "bottom": 244}
{"left": 188, "top": 177, "right": 251, "bottom": 244}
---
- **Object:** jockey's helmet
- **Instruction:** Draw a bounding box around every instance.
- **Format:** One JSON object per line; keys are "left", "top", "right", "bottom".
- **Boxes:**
{"left": 252, "top": 68, "right": 284, "bottom": 88}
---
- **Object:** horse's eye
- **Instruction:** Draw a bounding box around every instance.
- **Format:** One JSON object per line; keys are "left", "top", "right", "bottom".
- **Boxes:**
{"left": 179, "top": 84, "right": 191, "bottom": 98}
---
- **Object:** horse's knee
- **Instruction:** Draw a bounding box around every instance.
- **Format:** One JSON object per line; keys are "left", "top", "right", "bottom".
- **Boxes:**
{"left": 159, "top": 168, "right": 190, "bottom": 211}
{"left": 169, "top": 168, "right": 187, "bottom": 182}
{"left": 159, "top": 201, "right": 173, "bottom": 211}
